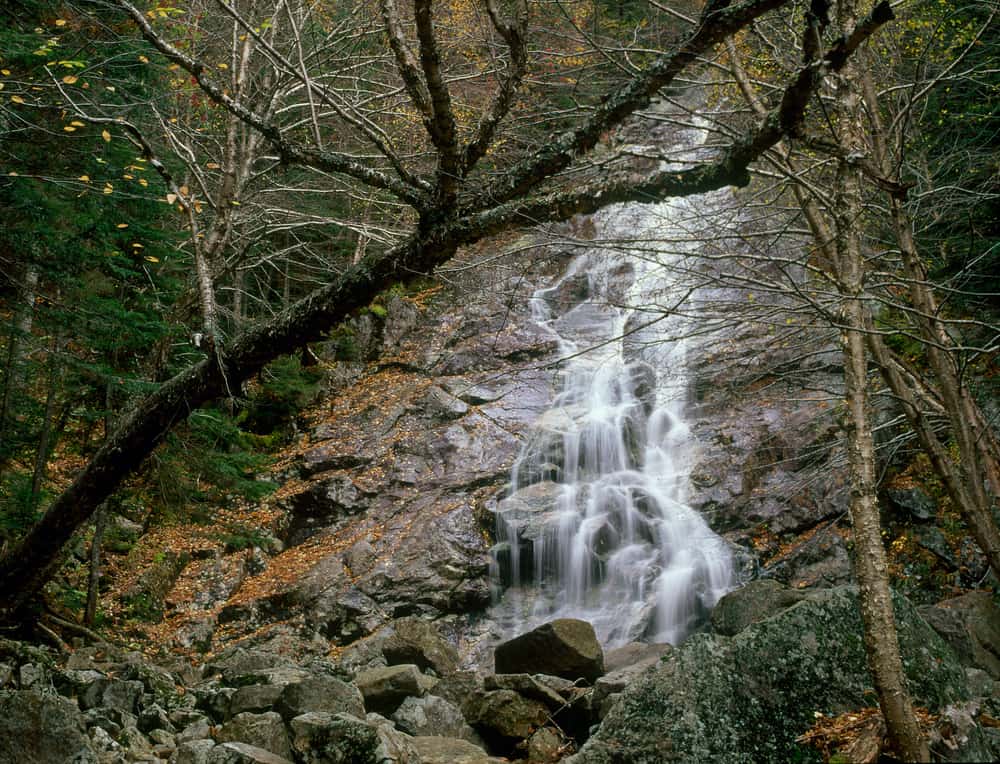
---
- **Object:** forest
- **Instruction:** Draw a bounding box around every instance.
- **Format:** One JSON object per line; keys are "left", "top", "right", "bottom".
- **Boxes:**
{"left": 0, "top": 1, "right": 998, "bottom": 762}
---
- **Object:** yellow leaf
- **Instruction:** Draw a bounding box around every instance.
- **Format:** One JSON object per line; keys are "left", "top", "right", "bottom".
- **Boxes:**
{"left": 144, "top": 255, "right": 159, "bottom": 263}
{"left": 0, "top": 84, "right": 4, "bottom": 91}
{"left": 123, "top": 174, "right": 134, "bottom": 180}
{"left": 132, "top": 242, "right": 144, "bottom": 248}
{"left": 217, "top": 63, "right": 228, "bottom": 70}
{"left": 63, "top": 125, "right": 76, "bottom": 132}
{"left": 116, "top": 223, "right": 129, "bottom": 229}
{"left": 1, "top": 70, "right": 10, "bottom": 76}
{"left": 138, "top": 55, "right": 149, "bottom": 63}
{"left": 103, "top": 184, "right": 113, "bottom": 194}
{"left": 205, "top": 162, "right": 220, "bottom": 169}
{"left": 138, "top": 178, "right": 148, "bottom": 187}
{"left": 78, "top": 174, "right": 90, "bottom": 182}
{"left": 178, "top": 185, "right": 189, "bottom": 196}
{"left": 165, "top": 193, "right": 177, "bottom": 204}
{"left": 55, "top": 19, "right": 67, "bottom": 27}
{"left": 101, "top": 129, "right": 111, "bottom": 142}
{"left": 62, "top": 75, "right": 78, "bottom": 84}
{"left": 70, "top": 120, "right": 85, "bottom": 127}
{"left": 105, "top": 85, "right": 115, "bottom": 92}
{"left": 10, "top": 95, "right": 25, "bottom": 104}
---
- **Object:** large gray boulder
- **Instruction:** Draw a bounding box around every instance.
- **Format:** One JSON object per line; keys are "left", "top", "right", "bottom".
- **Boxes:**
{"left": 391, "top": 694, "right": 479, "bottom": 741}
{"left": 381, "top": 616, "right": 460, "bottom": 676}
{"left": 710, "top": 579, "right": 806, "bottom": 636}
{"left": 274, "top": 677, "right": 365, "bottom": 722}
{"left": 494, "top": 619, "right": 604, "bottom": 683}
{"left": 216, "top": 712, "right": 293, "bottom": 760}
{"left": 0, "top": 690, "right": 98, "bottom": 764}
{"left": 289, "top": 712, "right": 381, "bottom": 764}
{"left": 355, "top": 664, "right": 426, "bottom": 716}
{"left": 570, "top": 587, "right": 986, "bottom": 763}
{"left": 920, "top": 592, "right": 1000, "bottom": 680}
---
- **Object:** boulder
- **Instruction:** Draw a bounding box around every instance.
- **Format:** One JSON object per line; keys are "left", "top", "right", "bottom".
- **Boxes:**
{"left": 603, "top": 642, "right": 671, "bottom": 674}
{"left": 391, "top": 694, "right": 479, "bottom": 741}
{"left": 289, "top": 712, "right": 380, "bottom": 764}
{"left": 170, "top": 739, "right": 216, "bottom": 764}
{"left": 0, "top": 690, "right": 98, "bottom": 764}
{"left": 494, "top": 619, "right": 604, "bottom": 683}
{"left": 216, "top": 712, "right": 293, "bottom": 761}
{"left": 411, "top": 736, "right": 501, "bottom": 764}
{"left": 920, "top": 592, "right": 1000, "bottom": 679}
{"left": 274, "top": 677, "right": 365, "bottom": 722}
{"left": 710, "top": 579, "right": 806, "bottom": 636}
{"left": 464, "top": 689, "right": 549, "bottom": 751}
{"left": 229, "top": 684, "right": 285, "bottom": 717}
{"left": 569, "top": 587, "right": 978, "bottom": 763}
{"left": 355, "top": 664, "right": 425, "bottom": 716}
{"left": 381, "top": 616, "right": 461, "bottom": 676}
{"left": 206, "top": 742, "right": 294, "bottom": 764}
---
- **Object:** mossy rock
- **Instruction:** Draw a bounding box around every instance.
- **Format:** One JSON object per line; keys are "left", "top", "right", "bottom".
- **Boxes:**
{"left": 571, "top": 586, "right": 971, "bottom": 764}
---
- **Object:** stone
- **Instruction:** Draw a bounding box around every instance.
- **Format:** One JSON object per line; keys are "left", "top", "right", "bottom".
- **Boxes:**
{"left": 887, "top": 486, "right": 936, "bottom": 521}
{"left": 355, "top": 664, "right": 426, "bottom": 716}
{"left": 464, "top": 689, "right": 549, "bottom": 751}
{"left": 169, "top": 739, "right": 215, "bottom": 764}
{"left": 229, "top": 684, "right": 285, "bottom": 717}
{"left": 176, "top": 720, "right": 213, "bottom": 744}
{"left": 710, "top": 579, "right": 806, "bottom": 636}
{"left": 391, "top": 695, "right": 478, "bottom": 741}
{"left": 410, "top": 736, "right": 501, "bottom": 764}
{"left": 206, "top": 742, "right": 294, "bottom": 764}
{"left": 137, "top": 704, "right": 174, "bottom": 734}
{"left": 0, "top": 689, "right": 98, "bottom": 764}
{"left": 494, "top": 619, "right": 604, "bottom": 683}
{"left": 216, "top": 712, "right": 293, "bottom": 761}
{"left": 289, "top": 712, "right": 380, "bottom": 764}
{"left": 920, "top": 592, "right": 1000, "bottom": 679}
{"left": 527, "top": 727, "right": 566, "bottom": 763}
{"left": 274, "top": 677, "right": 365, "bottom": 722}
{"left": 602, "top": 642, "right": 671, "bottom": 673}
{"left": 484, "top": 674, "right": 568, "bottom": 710}
{"left": 569, "top": 587, "right": 976, "bottom": 764}
{"left": 381, "top": 616, "right": 461, "bottom": 676}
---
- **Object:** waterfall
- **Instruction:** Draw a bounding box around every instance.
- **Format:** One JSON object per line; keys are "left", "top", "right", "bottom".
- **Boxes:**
{"left": 490, "top": 122, "right": 734, "bottom": 647}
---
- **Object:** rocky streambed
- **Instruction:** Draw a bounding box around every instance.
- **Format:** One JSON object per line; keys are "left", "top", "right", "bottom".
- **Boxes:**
{"left": 2, "top": 581, "right": 998, "bottom": 763}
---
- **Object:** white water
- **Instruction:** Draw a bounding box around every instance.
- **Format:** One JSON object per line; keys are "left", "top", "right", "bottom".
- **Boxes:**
{"left": 490, "top": 122, "right": 734, "bottom": 647}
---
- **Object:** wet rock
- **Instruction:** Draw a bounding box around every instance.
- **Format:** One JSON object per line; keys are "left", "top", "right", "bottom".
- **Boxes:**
{"left": 464, "top": 689, "right": 550, "bottom": 752}
{"left": 206, "top": 742, "right": 293, "bottom": 764}
{"left": 410, "top": 735, "right": 500, "bottom": 764}
{"left": 887, "top": 486, "right": 936, "bottom": 521}
{"left": 274, "top": 677, "right": 365, "bottom": 722}
{"left": 603, "top": 642, "right": 671, "bottom": 674}
{"left": 381, "top": 616, "right": 460, "bottom": 676}
{"left": 494, "top": 619, "right": 604, "bottom": 683}
{"left": 570, "top": 587, "right": 974, "bottom": 764}
{"left": 355, "top": 664, "right": 425, "bottom": 716}
{"left": 920, "top": 592, "right": 1000, "bottom": 679}
{"left": 0, "top": 689, "right": 98, "bottom": 764}
{"left": 229, "top": 684, "right": 285, "bottom": 717}
{"left": 710, "top": 579, "right": 806, "bottom": 636}
{"left": 286, "top": 475, "right": 370, "bottom": 545}
{"left": 216, "top": 712, "right": 293, "bottom": 761}
{"left": 288, "top": 712, "right": 380, "bottom": 764}
{"left": 526, "top": 726, "right": 567, "bottom": 762}
{"left": 391, "top": 695, "right": 478, "bottom": 741}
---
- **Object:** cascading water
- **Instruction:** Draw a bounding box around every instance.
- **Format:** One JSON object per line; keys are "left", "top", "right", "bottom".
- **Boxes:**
{"left": 490, "top": 121, "right": 734, "bottom": 647}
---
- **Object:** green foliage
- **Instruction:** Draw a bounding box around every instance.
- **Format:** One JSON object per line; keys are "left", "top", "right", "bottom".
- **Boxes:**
{"left": 241, "top": 356, "right": 324, "bottom": 435}
{"left": 0, "top": 473, "right": 42, "bottom": 544}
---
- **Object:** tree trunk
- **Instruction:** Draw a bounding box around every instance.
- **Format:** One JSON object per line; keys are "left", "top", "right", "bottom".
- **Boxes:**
{"left": 832, "top": 9, "right": 928, "bottom": 755}
{"left": 30, "top": 332, "right": 63, "bottom": 505}
{"left": 84, "top": 503, "right": 107, "bottom": 627}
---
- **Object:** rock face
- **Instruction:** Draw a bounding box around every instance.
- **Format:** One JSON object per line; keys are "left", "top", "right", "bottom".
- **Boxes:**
{"left": 0, "top": 690, "right": 97, "bottom": 764}
{"left": 494, "top": 619, "right": 605, "bottom": 683}
{"left": 920, "top": 592, "right": 1000, "bottom": 679}
{"left": 570, "top": 587, "right": 979, "bottom": 763}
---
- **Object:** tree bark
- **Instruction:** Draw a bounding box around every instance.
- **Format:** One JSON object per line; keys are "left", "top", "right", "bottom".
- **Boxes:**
{"left": 84, "top": 503, "right": 107, "bottom": 627}
{"left": 833, "top": 5, "right": 928, "bottom": 756}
